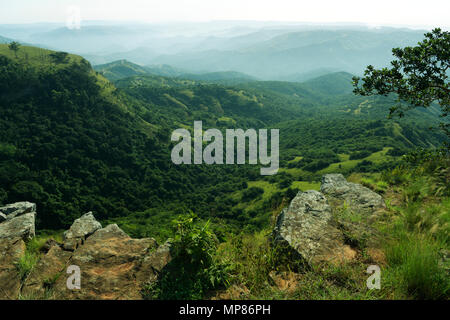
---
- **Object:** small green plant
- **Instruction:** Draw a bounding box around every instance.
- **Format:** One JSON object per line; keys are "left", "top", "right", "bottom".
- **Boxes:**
{"left": 15, "top": 250, "right": 39, "bottom": 281}
{"left": 147, "top": 212, "right": 230, "bottom": 300}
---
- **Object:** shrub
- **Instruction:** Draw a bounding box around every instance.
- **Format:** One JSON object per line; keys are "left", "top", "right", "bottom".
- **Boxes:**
{"left": 149, "top": 213, "right": 229, "bottom": 299}
{"left": 349, "top": 150, "right": 372, "bottom": 160}
{"left": 242, "top": 187, "right": 264, "bottom": 202}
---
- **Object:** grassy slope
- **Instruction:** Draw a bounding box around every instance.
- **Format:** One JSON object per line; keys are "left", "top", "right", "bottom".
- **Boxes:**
{"left": 212, "top": 156, "right": 449, "bottom": 300}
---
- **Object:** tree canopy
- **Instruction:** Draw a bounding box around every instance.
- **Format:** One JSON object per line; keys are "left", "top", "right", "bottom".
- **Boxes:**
{"left": 8, "top": 41, "right": 20, "bottom": 57}
{"left": 353, "top": 28, "right": 449, "bottom": 141}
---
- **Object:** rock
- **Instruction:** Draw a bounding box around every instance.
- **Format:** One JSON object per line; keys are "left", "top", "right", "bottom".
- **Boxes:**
{"left": 0, "top": 212, "right": 36, "bottom": 240}
{"left": 273, "top": 190, "right": 356, "bottom": 267}
{"left": 0, "top": 238, "right": 26, "bottom": 299}
{"left": 320, "top": 174, "right": 385, "bottom": 213}
{"left": 62, "top": 212, "right": 102, "bottom": 251}
{"left": 50, "top": 224, "right": 169, "bottom": 300}
{"left": 136, "top": 241, "right": 172, "bottom": 285}
{"left": 0, "top": 202, "right": 36, "bottom": 220}
{"left": 0, "top": 212, "right": 6, "bottom": 223}
{"left": 63, "top": 212, "right": 102, "bottom": 239}
{"left": 21, "top": 245, "right": 72, "bottom": 299}
{"left": 41, "top": 239, "right": 61, "bottom": 253}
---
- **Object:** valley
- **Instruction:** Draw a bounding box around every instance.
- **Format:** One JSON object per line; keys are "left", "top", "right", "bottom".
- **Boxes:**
{"left": 0, "top": 22, "right": 448, "bottom": 301}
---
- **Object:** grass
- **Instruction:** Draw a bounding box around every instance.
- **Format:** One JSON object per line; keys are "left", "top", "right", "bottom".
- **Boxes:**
{"left": 384, "top": 235, "right": 448, "bottom": 299}
{"left": 318, "top": 147, "right": 394, "bottom": 174}
{"left": 215, "top": 230, "right": 386, "bottom": 300}
{"left": 15, "top": 250, "right": 39, "bottom": 282}
{"left": 209, "top": 154, "right": 450, "bottom": 300}
{"left": 0, "top": 44, "right": 84, "bottom": 68}
{"left": 14, "top": 231, "right": 64, "bottom": 283}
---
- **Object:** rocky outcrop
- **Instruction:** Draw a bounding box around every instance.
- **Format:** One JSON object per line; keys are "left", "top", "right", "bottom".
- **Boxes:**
{"left": 0, "top": 238, "right": 26, "bottom": 300}
{"left": 0, "top": 212, "right": 36, "bottom": 241}
{"left": 0, "top": 202, "right": 36, "bottom": 220}
{"left": 21, "top": 244, "right": 72, "bottom": 299}
{"left": 0, "top": 202, "right": 37, "bottom": 241}
{"left": 273, "top": 174, "right": 385, "bottom": 268}
{"left": 50, "top": 224, "right": 167, "bottom": 300}
{"left": 7, "top": 210, "right": 173, "bottom": 300}
{"left": 62, "top": 212, "right": 102, "bottom": 251}
{"left": 0, "top": 202, "right": 172, "bottom": 300}
{"left": 273, "top": 190, "right": 356, "bottom": 267}
{"left": 320, "top": 174, "right": 385, "bottom": 213}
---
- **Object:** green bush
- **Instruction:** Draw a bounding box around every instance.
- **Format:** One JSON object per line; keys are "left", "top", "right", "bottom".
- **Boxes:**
{"left": 148, "top": 213, "right": 229, "bottom": 299}
{"left": 350, "top": 150, "right": 372, "bottom": 160}
{"left": 242, "top": 187, "right": 264, "bottom": 202}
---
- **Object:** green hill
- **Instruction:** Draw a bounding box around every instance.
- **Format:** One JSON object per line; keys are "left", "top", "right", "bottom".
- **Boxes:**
{"left": 94, "top": 59, "right": 149, "bottom": 81}
{"left": 0, "top": 45, "right": 255, "bottom": 233}
{"left": 0, "top": 44, "right": 446, "bottom": 239}
{"left": 178, "top": 71, "right": 257, "bottom": 84}
{"left": 301, "top": 71, "right": 355, "bottom": 96}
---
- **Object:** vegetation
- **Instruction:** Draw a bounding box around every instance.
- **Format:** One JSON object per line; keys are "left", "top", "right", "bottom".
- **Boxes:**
{"left": 353, "top": 28, "right": 449, "bottom": 141}
{"left": 0, "top": 28, "right": 448, "bottom": 301}
{"left": 143, "top": 214, "right": 229, "bottom": 299}
{"left": 8, "top": 41, "right": 20, "bottom": 58}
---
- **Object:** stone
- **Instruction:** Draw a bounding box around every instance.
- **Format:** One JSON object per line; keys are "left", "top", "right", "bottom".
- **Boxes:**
{"left": 320, "top": 174, "right": 385, "bottom": 213}
{"left": 272, "top": 190, "right": 356, "bottom": 267}
{"left": 41, "top": 239, "right": 62, "bottom": 253}
{"left": 136, "top": 241, "right": 172, "bottom": 284}
{"left": 21, "top": 245, "right": 72, "bottom": 299}
{"left": 0, "top": 212, "right": 6, "bottom": 223}
{"left": 0, "top": 238, "right": 26, "bottom": 300}
{"left": 62, "top": 212, "right": 102, "bottom": 251}
{"left": 0, "top": 202, "right": 36, "bottom": 220}
{"left": 51, "top": 224, "right": 167, "bottom": 300}
{"left": 63, "top": 212, "right": 102, "bottom": 240}
{"left": 0, "top": 212, "right": 36, "bottom": 240}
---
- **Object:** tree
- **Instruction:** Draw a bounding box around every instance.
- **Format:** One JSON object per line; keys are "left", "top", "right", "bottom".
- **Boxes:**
{"left": 8, "top": 41, "right": 20, "bottom": 58}
{"left": 352, "top": 28, "right": 449, "bottom": 140}
{"left": 50, "top": 51, "right": 69, "bottom": 64}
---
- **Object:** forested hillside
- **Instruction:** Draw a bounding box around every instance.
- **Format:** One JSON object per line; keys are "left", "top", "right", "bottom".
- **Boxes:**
{"left": 0, "top": 44, "right": 446, "bottom": 241}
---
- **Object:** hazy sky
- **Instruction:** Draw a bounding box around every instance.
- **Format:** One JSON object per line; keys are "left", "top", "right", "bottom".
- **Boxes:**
{"left": 1, "top": 0, "right": 449, "bottom": 28}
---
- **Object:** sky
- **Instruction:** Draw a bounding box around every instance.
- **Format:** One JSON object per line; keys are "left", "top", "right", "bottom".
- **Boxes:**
{"left": 1, "top": 0, "right": 449, "bottom": 29}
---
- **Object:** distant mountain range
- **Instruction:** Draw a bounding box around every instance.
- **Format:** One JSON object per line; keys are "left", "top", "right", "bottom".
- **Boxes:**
{"left": 0, "top": 35, "right": 13, "bottom": 44}
{"left": 0, "top": 22, "right": 429, "bottom": 80}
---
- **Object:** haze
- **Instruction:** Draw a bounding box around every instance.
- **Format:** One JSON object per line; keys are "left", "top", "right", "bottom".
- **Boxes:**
{"left": 1, "top": 0, "right": 449, "bottom": 29}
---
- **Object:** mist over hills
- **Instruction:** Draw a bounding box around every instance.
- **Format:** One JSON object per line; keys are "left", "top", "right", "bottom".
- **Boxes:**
{"left": 94, "top": 59, "right": 257, "bottom": 83}
{"left": 0, "top": 21, "right": 429, "bottom": 80}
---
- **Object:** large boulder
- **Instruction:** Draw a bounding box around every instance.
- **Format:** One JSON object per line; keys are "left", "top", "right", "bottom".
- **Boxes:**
{"left": 320, "top": 174, "right": 385, "bottom": 213}
{"left": 0, "top": 238, "right": 26, "bottom": 300}
{"left": 0, "top": 202, "right": 36, "bottom": 220}
{"left": 273, "top": 190, "right": 356, "bottom": 267}
{"left": 0, "top": 212, "right": 36, "bottom": 241}
{"left": 47, "top": 224, "right": 171, "bottom": 300}
{"left": 62, "top": 212, "right": 102, "bottom": 251}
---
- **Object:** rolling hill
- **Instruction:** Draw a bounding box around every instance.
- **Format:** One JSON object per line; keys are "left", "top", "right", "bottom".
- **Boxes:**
{"left": 0, "top": 44, "right": 446, "bottom": 238}
{"left": 94, "top": 59, "right": 149, "bottom": 81}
